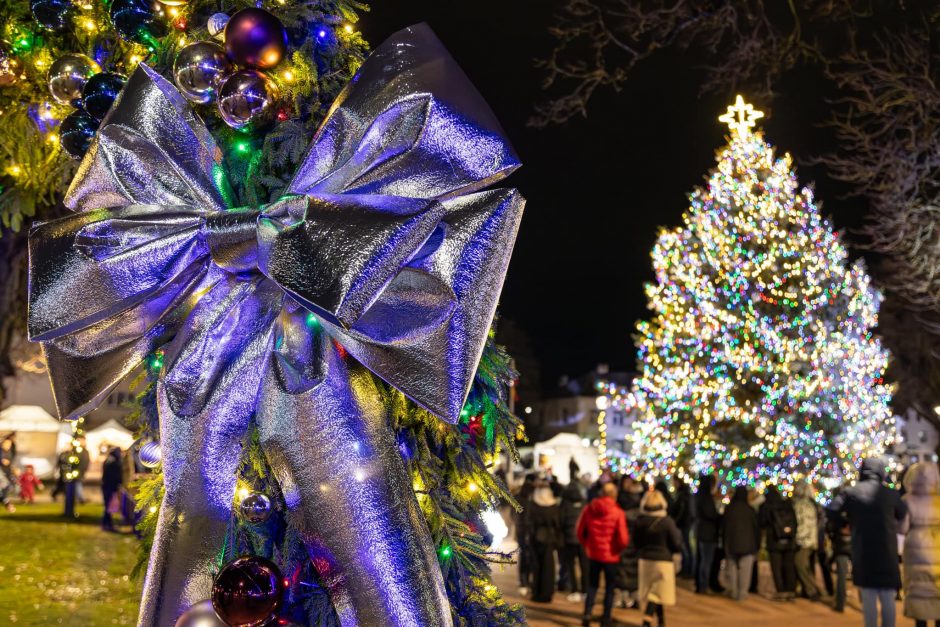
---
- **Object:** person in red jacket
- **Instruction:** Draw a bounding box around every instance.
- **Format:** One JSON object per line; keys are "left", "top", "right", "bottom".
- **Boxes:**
{"left": 578, "top": 482, "right": 629, "bottom": 626}
{"left": 18, "top": 464, "right": 42, "bottom": 504}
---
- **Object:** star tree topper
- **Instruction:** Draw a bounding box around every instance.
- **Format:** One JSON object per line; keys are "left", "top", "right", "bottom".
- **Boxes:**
{"left": 719, "top": 94, "right": 764, "bottom": 137}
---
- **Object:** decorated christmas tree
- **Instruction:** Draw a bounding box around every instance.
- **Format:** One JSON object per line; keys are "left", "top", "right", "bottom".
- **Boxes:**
{"left": 627, "top": 96, "right": 895, "bottom": 493}
{"left": 3, "top": 1, "right": 525, "bottom": 625}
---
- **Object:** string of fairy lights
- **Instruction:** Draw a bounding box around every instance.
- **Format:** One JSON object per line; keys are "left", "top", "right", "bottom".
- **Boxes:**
{"left": 603, "top": 97, "right": 895, "bottom": 494}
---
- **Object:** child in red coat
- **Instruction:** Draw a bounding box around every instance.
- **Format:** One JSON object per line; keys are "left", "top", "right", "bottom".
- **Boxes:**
{"left": 18, "top": 464, "right": 42, "bottom": 503}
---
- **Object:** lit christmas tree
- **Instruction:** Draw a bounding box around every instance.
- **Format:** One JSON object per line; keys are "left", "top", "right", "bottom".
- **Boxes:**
{"left": 628, "top": 96, "right": 895, "bottom": 492}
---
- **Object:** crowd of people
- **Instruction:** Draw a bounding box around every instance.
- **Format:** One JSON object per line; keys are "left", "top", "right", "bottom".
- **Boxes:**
{"left": 513, "top": 457, "right": 940, "bottom": 627}
{"left": 0, "top": 432, "right": 142, "bottom": 532}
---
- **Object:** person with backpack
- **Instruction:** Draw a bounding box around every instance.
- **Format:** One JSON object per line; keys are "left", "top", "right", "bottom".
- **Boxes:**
{"left": 793, "top": 481, "right": 822, "bottom": 601}
{"left": 832, "top": 457, "right": 908, "bottom": 627}
{"left": 722, "top": 485, "right": 761, "bottom": 600}
{"left": 578, "top": 482, "right": 629, "bottom": 626}
{"left": 760, "top": 485, "right": 798, "bottom": 600}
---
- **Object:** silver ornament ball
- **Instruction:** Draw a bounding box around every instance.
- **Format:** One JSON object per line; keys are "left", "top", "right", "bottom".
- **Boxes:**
{"left": 173, "top": 41, "right": 233, "bottom": 104}
{"left": 217, "top": 70, "right": 278, "bottom": 131}
{"left": 207, "top": 13, "right": 229, "bottom": 40}
{"left": 139, "top": 441, "right": 162, "bottom": 469}
{"left": 174, "top": 600, "right": 226, "bottom": 627}
{"left": 238, "top": 491, "right": 272, "bottom": 523}
{"left": 48, "top": 54, "right": 100, "bottom": 106}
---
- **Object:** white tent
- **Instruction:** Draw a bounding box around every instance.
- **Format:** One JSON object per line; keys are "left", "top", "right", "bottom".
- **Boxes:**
{"left": 85, "top": 419, "right": 135, "bottom": 480}
{"left": 0, "top": 405, "right": 61, "bottom": 479}
{"left": 532, "top": 432, "right": 600, "bottom": 484}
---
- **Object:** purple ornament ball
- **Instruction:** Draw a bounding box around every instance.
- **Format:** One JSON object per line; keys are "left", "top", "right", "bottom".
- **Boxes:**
{"left": 223, "top": 8, "right": 287, "bottom": 70}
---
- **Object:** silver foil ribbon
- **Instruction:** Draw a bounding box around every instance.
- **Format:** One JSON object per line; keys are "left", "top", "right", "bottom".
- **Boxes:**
{"left": 27, "top": 24, "right": 523, "bottom": 627}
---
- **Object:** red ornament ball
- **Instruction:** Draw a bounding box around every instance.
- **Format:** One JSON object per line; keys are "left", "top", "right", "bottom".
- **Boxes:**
{"left": 211, "top": 556, "right": 285, "bottom": 627}
{"left": 224, "top": 8, "right": 287, "bottom": 69}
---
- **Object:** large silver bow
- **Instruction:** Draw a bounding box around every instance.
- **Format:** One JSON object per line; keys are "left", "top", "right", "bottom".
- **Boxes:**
{"left": 28, "top": 24, "right": 523, "bottom": 626}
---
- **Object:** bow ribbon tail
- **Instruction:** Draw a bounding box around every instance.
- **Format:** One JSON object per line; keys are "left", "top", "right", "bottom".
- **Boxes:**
{"left": 256, "top": 336, "right": 451, "bottom": 626}
{"left": 140, "top": 278, "right": 283, "bottom": 626}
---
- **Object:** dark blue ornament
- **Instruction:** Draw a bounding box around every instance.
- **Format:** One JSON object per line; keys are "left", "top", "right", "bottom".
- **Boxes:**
{"left": 59, "top": 110, "right": 99, "bottom": 159}
{"left": 138, "top": 441, "right": 162, "bottom": 469}
{"left": 109, "top": 0, "right": 168, "bottom": 45}
{"left": 82, "top": 72, "right": 125, "bottom": 120}
{"left": 31, "top": 0, "right": 73, "bottom": 32}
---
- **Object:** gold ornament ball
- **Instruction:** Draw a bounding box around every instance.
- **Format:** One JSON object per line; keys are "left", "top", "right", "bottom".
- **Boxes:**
{"left": 0, "top": 55, "right": 22, "bottom": 86}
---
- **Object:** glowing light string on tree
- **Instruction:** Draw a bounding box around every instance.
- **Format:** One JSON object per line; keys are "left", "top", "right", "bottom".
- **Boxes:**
{"left": 623, "top": 96, "right": 895, "bottom": 493}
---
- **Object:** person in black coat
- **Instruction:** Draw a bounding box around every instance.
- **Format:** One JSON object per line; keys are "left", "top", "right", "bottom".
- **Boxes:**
{"left": 831, "top": 458, "right": 908, "bottom": 626}
{"left": 515, "top": 473, "right": 537, "bottom": 591}
{"left": 524, "top": 481, "right": 563, "bottom": 603}
{"left": 671, "top": 480, "right": 694, "bottom": 578}
{"left": 558, "top": 481, "right": 588, "bottom": 597}
{"left": 826, "top": 486, "right": 854, "bottom": 613}
{"left": 722, "top": 485, "right": 761, "bottom": 600}
{"left": 759, "top": 485, "right": 798, "bottom": 600}
{"left": 634, "top": 491, "right": 683, "bottom": 627}
{"left": 100, "top": 447, "right": 123, "bottom": 531}
{"left": 615, "top": 475, "right": 644, "bottom": 608}
{"left": 694, "top": 473, "right": 720, "bottom": 594}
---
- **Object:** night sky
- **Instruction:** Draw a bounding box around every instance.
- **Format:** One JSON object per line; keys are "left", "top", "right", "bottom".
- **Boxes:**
{"left": 362, "top": 1, "right": 866, "bottom": 390}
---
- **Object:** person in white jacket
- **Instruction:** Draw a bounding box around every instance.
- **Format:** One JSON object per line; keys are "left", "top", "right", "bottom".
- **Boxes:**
{"left": 902, "top": 462, "right": 940, "bottom": 627}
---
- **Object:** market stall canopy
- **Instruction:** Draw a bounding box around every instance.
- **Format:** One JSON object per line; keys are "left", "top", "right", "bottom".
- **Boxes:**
{"left": 0, "top": 405, "right": 60, "bottom": 433}
{"left": 0, "top": 405, "right": 62, "bottom": 479}
{"left": 532, "top": 432, "right": 600, "bottom": 484}
{"left": 87, "top": 418, "right": 134, "bottom": 452}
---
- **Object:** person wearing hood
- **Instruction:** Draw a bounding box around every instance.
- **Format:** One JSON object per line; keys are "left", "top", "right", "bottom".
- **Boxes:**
{"left": 901, "top": 462, "right": 940, "bottom": 626}
{"left": 635, "top": 489, "right": 683, "bottom": 627}
{"left": 559, "top": 480, "right": 589, "bottom": 601}
{"left": 693, "top": 473, "right": 721, "bottom": 594}
{"left": 615, "top": 474, "right": 645, "bottom": 608}
{"left": 832, "top": 457, "right": 908, "bottom": 627}
{"left": 524, "top": 479, "right": 563, "bottom": 603}
{"left": 722, "top": 485, "right": 760, "bottom": 600}
{"left": 793, "top": 480, "right": 822, "bottom": 601}
{"left": 759, "top": 484, "right": 798, "bottom": 600}
{"left": 578, "top": 482, "right": 629, "bottom": 626}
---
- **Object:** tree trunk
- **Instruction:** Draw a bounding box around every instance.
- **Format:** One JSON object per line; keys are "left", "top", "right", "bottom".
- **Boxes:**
{"left": 0, "top": 229, "right": 29, "bottom": 405}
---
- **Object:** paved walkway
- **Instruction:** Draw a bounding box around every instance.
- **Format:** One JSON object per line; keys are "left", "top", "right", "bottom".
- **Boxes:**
{"left": 490, "top": 560, "right": 907, "bottom": 626}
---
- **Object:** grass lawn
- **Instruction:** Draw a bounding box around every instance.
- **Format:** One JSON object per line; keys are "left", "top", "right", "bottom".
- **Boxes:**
{"left": 0, "top": 501, "right": 141, "bottom": 625}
